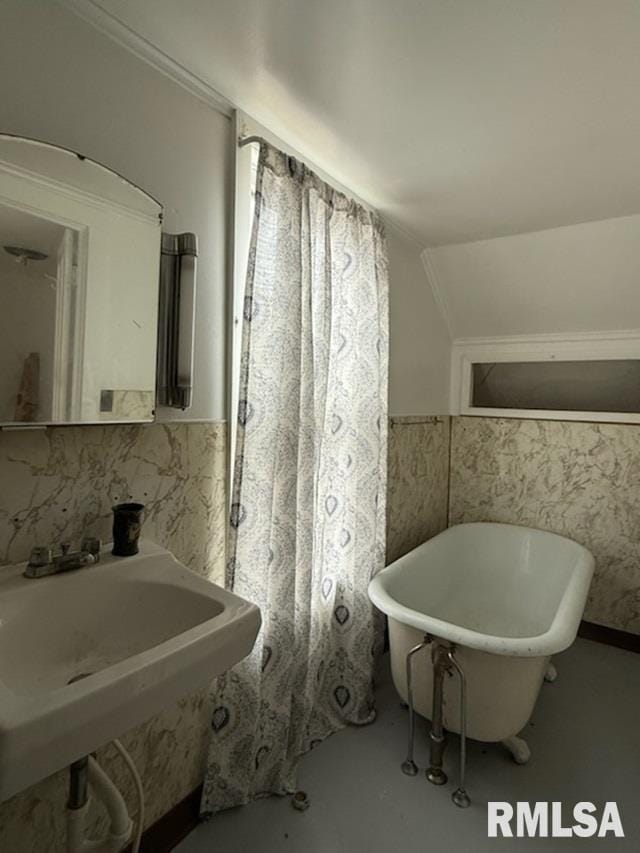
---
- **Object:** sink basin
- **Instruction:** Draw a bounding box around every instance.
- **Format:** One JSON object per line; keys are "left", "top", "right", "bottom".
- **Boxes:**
{"left": 0, "top": 540, "right": 261, "bottom": 800}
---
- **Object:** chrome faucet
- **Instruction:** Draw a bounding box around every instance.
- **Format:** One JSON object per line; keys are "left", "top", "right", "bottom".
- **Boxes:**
{"left": 24, "top": 537, "right": 101, "bottom": 579}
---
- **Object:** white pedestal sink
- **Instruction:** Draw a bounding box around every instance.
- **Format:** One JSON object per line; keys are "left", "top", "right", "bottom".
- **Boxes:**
{"left": 0, "top": 540, "right": 261, "bottom": 800}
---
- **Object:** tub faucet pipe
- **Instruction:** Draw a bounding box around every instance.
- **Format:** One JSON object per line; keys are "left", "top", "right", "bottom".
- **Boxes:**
{"left": 426, "top": 642, "right": 450, "bottom": 786}
{"left": 401, "top": 636, "right": 430, "bottom": 776}
{"left": 446, "top": 649, "right": 471, "bottom": 808}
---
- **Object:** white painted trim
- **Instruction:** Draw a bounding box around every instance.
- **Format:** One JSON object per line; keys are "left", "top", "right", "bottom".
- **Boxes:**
{"left": 457, "top": 409, "right": 640, "bottom": 425}
{"left": 451, "top": 329, "right": 640, "bottom": 423}
{"left": 52, "top": 233, "right": 71, "bottom": 421}
{"left": 421, "top": 249, "right": 453, "bottom": 340}
{"left": 58, "top": 0, "right": 233, "bottom": 117}
{"left": 453, "top": 328, "right": 640, "bottom": 346}
{"left": 227, "top": 110, "right": 254, "bottom": 506}
{"left": 0, "top": 159, "right": 159, "bottom": 225}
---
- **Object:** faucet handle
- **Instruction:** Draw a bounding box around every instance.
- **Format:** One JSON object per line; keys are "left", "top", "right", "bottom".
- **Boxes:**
{"left": 81, "top": 536, "right": 101, "bottom": 561}
{"left": 28, "top": 546, "right": 52, "bottom": 567}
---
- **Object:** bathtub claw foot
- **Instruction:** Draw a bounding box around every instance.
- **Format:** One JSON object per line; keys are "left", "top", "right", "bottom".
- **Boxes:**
{"left": 426, "top": 767, "right": 448, "bottom": 785}
{"left": 544, "top": 663, "right": 558, "bottom": 683}
{"left": 452, "top": 788, "right": 471, "bottom": 808}
{"left": 502, "top": 736, "right": 531, "bottom": 765}
{"left": 401, "top": 759, "right": 418, "bottom": 776}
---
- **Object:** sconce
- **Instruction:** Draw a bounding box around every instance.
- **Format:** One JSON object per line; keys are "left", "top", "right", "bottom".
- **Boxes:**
{"left": 156, "top": 232, "right": 198, "bottom": 410}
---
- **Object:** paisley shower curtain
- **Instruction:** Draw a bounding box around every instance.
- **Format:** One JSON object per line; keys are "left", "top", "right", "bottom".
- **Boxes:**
{"left": 201, "top": 141, "right": 388, "bottom": 815}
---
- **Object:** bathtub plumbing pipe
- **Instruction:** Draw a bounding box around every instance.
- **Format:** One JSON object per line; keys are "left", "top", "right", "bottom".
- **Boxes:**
{"left": 67, "top": 755, "right": 132, "bottom": 853}
{"left": 401, "top": 636, "right": 431, "bottom": 776}
{"left": 446, "top": 649, "right": 471, "bottom": 808}
{"left": 68, "top": 756, "right": 89, "bottom": 812}
{"left": 426, "top": 643, "right": 450, "bottom": 787}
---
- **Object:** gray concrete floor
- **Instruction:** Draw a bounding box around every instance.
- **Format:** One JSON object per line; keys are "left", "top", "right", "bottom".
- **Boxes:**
{"left": 177, "top": 639, "right": 639, "bottom": 852}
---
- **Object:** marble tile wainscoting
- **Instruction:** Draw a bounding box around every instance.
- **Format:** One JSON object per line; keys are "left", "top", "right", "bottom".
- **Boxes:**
{"left": 0, "top": 422, "right": 227, "bottom": 852}
{"left": 8, "top": 412, "right": 638, "bottom": 848}
{"left": 450, "top": 416, "right": 640, "bottom": 635}
{"left": 386, "top": 416, "right": 450, "bottom": 563}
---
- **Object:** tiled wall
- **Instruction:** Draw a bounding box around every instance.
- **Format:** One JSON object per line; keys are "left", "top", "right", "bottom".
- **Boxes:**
{"left": 0, "top": 414, "right": 453, "bottom": 849}
{"left": 0, "top": 422, "right": 227, "bottom": 851}
{"left": 385, "top": 413, "right": 640, "bottom": 635}
{"left": 386, "top": 416, "right": 450, "bottom": 563}
{"left": 450, "top": 416, "right": 640, "bottom": 634}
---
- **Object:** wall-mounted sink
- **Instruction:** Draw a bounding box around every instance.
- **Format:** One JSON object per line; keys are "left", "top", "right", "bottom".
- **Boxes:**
{"left": 0, "top": 540, "right": 261, "bottom": 800}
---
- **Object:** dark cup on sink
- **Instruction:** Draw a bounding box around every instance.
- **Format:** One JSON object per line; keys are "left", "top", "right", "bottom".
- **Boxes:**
{"left": 111, "top": 502, "right": 145, "bottom": 556}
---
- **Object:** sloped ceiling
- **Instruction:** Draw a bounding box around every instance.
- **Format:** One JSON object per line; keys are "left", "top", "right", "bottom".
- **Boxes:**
{"left": 426, "top": 213, "right": 640, "bottom": 339}
{"left": 66, "top": 0, "right": 640, "bottom": 248}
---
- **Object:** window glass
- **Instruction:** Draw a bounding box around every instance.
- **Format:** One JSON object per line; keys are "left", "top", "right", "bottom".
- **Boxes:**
{"left": 471, "top": 360, "right": 640, "bottom": 413}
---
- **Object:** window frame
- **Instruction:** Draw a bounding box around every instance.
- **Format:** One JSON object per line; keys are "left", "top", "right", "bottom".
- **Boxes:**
{"left": 451, "top": 331, "right": 640, "bottom": 424}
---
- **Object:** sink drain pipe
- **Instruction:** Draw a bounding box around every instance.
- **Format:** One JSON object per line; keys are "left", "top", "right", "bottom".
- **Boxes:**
{"left": 67, "top": 740, "right": 144, "bottom": 853}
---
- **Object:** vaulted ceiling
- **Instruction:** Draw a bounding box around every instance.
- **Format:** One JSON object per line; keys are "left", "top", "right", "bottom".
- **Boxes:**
{"left": 68, "top": 0, "right": 640, "bottom": 247}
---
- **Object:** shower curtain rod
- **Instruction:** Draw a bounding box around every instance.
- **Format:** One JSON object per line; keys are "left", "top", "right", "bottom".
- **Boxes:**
{"left": 238, "top": 135, "right": 266, "bottom": 147}
{"left": 238, "top": 133, "right": 379, "bottom": 215}
{"left": 390, "top": 416, "right": 444, "bottom": 427}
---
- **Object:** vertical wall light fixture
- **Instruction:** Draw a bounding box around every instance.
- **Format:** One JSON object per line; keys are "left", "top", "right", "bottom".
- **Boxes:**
{"left": 156, "top": 232, "right": 198, "bottom": 410}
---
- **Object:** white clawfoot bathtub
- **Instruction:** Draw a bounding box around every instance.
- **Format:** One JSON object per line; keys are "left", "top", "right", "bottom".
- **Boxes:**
{"left": 369, "top": 523, "right": 594, "bottom": 753}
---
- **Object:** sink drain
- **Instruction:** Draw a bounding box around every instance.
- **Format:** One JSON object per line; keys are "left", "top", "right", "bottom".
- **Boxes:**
{"left": 67, "top": 672, "right": 93, "bottom": 685}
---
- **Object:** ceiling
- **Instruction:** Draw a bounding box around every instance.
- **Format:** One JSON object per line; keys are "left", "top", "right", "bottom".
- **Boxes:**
{"left": 70, "top": 0, "right": 640, "bottom": 247}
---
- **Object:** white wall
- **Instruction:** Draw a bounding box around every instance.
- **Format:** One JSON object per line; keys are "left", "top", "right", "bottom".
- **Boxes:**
{"left": 0, "top": 0, "right": 231, "bottom": 421}
{"left": 387, "top": 224, "right": 451, "bottom": 415}
{"left": 427, "top": 213, "right": 640, "bottom": 340}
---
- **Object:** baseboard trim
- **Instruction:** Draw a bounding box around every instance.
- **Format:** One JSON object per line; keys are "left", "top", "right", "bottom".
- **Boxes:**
{"left": 125, "top": 784, "right": 203, "bottom": 853}
{"left": 578, "top": 620, "right": 639, "bottom": 653}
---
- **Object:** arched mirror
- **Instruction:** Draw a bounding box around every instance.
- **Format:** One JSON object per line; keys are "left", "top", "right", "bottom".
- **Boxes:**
{"left": 0, "top": 135, "right": 162, "bottom": 425}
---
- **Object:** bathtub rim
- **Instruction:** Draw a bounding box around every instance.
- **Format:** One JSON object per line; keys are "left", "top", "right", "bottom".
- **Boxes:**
{"left": 370, "top": 522, "right": 594, "bottom": 658}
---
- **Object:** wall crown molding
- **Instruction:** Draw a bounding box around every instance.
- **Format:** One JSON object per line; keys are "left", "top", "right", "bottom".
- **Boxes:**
{"left": 58, "top": 0, "right": 234, "bottom": 116}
